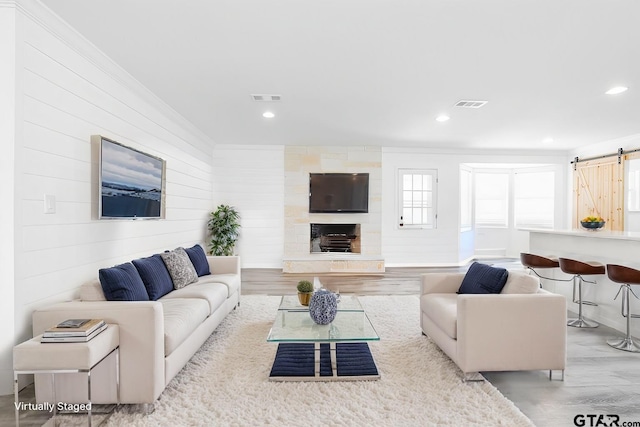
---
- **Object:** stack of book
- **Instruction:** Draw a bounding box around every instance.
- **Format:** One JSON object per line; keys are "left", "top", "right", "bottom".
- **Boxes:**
{"left": 42, "top": 318, "right": 107, "bottom": 343}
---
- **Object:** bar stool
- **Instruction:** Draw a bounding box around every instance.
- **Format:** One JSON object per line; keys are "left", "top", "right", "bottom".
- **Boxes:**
{"left": 605, "top": 264, "right": 640, "bottom": 352}
{"left": 520, "top": 253, "right": 571, "bottom": 286}
{"left": 559, "top": 258, "right": 605, "bottom": 328}
{"left": 520, "top": 253, "right": 575, "bottom": 290}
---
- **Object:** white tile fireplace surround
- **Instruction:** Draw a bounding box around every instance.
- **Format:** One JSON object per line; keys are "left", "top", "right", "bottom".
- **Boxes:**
{"left": 283, "top": 146, "right": 384, "bottom": 274}
{"left": 284, "top": 220, "right": 384, "bottom": 273}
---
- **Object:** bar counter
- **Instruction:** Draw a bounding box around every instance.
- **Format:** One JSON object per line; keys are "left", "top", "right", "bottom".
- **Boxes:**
{"left": 526, "top": 228, "right": 640, "bottom": 335}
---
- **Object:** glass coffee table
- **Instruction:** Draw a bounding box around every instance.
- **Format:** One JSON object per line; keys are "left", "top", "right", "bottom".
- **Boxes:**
{"left": 267, "top": 295, "right": 380, "bottom": 382}
{"left": 277, "top": 294, "right": 364, "bottom": 312}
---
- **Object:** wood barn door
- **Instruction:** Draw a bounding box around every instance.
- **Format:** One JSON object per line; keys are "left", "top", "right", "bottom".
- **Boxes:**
{"left": 573, "top": 157, "right": 624, "bottom": 231}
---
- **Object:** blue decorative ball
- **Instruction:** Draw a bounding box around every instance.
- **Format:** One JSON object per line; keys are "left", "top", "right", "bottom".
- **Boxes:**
{"left": 309, "top": 290, "right": 338, "bottom": 325}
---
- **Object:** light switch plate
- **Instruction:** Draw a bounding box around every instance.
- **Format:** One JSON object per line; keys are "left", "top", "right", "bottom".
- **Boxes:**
{"left": 44, "top": 194, "right": 56, "bottom": 214}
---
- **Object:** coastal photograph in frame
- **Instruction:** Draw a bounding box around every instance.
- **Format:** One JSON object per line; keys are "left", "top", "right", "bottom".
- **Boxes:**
{"left": 97, "top": 135, "right": 166, "bottom": 219}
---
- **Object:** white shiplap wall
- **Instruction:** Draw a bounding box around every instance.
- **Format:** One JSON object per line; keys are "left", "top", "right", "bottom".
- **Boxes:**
{"left": 382, "top": 149, "right": 463, "bottom": 266}
{"left": 211, "top": 145, "right": 284, "bottom": 268}
{"left": 0, "top": 3, "right": 18, "bottom": 396}
{"left": 4, "top": 1, "right": 215, "bottom": 393}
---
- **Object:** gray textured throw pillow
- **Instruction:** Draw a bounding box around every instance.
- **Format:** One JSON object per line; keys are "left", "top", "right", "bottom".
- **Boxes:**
{"left": 161, "top": 247, "right": 198, "bottom": 289}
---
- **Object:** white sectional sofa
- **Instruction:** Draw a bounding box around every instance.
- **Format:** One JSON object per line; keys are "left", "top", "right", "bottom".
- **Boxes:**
{"left": 31, "top": 252, "right": 241, "bottom": 406}
{"left": 420, "top": 268, "right": 567, "bottom": 380}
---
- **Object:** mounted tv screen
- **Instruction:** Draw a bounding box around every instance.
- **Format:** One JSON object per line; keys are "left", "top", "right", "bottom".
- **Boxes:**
{"left": 309, "top": 173, "right": 369, "bottom": 213}
{"left": 97, "top": 136, "right": 165, "bottom": 219}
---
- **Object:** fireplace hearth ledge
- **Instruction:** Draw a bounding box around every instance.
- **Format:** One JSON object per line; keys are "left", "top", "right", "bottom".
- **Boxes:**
{"left": 283, "top": 256, "right": 385, "bottom": 274}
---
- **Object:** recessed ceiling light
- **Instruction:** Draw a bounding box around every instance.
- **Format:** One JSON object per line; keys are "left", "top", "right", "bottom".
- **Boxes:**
{"left": 435, "top": 115, "right": 450, "bottom": 122}
{"left": 542, "top": 137, "right": 554, "bottom": 144}
{"left": 605, "top": 86, "right": 628, "bottom": 95}
{"left": 262, "top": 111, "right": 275, "bottom": 118}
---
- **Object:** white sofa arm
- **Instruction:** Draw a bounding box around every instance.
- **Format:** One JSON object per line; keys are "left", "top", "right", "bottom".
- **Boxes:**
{"left": 456, "top": 291, "right": 567, "bottom": 374}
{"left": 32, "top": 300, "right": 165, "bottom": 404}
{"left": 207, "top": 255, "right": 241, "bottom": 276}
{"left": 421, "top": 273, "right": 465, "bottom": 295}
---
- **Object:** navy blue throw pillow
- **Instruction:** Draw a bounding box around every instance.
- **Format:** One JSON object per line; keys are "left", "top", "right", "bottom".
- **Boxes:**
{"left": 132, "top": 254, "right": 174, "bottom": 300}
{"left": 184, "top": 244, "right": 211, "bottom": 277}
{"left": 98, "top": 262, "right": 150, "bottom": 301}
{"left": 458, "top": 262, "right": 509, "bottom": 294}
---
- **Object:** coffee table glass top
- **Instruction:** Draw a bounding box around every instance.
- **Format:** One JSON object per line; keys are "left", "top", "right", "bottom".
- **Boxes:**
{"left": 267, "top": 310, "right": 379, "bottom": 343}
{"left": 278, "top": 294, "right": 363, "bottom": 312}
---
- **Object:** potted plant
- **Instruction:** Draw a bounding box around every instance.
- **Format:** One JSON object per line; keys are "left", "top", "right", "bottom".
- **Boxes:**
{"left": 207, "top": 204, "right": 241, "bottom": 256}
{"left": 297, "top": 280, "right": 314, "bottom": 306}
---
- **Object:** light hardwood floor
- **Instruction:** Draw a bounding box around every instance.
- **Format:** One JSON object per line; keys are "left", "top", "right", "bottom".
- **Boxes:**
{"left": 4, "top": 262, "right": 640, "bottom": 426}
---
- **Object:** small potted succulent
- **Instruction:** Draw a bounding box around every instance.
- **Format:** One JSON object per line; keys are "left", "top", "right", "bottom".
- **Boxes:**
{"left": 297, "top": 280, "right": 314, "bottom": 306}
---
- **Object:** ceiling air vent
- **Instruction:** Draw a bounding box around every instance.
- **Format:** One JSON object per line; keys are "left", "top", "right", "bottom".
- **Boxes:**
{"left": 455, "top": 100, "right": 488, "bottom": 109}
{"left": 251, "top": 94, "right": 281, "bottom": 102}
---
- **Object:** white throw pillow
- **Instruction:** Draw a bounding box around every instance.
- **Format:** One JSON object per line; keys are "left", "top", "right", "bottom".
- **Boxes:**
{"left": 500, "top": 271, "right": 540, "bottom": 294}
{"left": 80, "top": 280, "right": 107, "bottom": 301}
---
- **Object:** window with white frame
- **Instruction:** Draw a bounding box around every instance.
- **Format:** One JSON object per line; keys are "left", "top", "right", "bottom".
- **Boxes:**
{"left": 460, "top": 167, "right": 472, "bottom": 230}
{"left": 514, "top": 170, "right": 555, "bottom": 228}
{"left": 398, "top": 169, "right": 437, "bottom": 228}
{"left": 474, "top": 172, "right": 509, "bottom": 227}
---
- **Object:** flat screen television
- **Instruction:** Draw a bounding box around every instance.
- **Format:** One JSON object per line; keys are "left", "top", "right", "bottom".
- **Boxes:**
{"left": 96, "top": 135, "right": 166, "bottom": 219}
{"left": 309, "top": 173, "right": 369, "bottom": 213}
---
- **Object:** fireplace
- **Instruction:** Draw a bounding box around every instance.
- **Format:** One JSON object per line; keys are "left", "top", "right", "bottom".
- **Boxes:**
{"left": 310, "top": 224, "right": 361, "bottom": 254}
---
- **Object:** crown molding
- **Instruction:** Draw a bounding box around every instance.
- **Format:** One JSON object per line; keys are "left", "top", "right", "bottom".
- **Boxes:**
{"left": 13, "top": 0, "right": 215, "bottom": 155}
{"left": 0, "top": 0, "right": 17, "bottom": 9}
{"left": 569, "top": 133, "right": 640, "bottom": 158}
{"left": 382, "top": 145, "right": 569, "bottom": 158}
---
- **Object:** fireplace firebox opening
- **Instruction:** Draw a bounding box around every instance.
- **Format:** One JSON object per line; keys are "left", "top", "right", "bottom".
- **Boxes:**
{"left": 310, "top": 224, "right": 361, "bottom": 254}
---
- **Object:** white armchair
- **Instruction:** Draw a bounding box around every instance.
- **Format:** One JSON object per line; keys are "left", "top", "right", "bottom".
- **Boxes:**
{"left": 420, "top": 271, "right": 567, "bottom": 381}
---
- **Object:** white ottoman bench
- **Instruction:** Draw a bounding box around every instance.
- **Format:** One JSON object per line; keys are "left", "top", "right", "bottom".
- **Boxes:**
{"left": 13, "top": 324, "right": 119, "bottom": 426}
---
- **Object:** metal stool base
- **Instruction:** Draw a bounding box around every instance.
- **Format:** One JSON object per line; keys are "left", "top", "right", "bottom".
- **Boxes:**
{"left": 567, "top": 317, "right": 599, "bottom": 328}
{"left": 607, "top": 337, "right": 640, "bottom": 352}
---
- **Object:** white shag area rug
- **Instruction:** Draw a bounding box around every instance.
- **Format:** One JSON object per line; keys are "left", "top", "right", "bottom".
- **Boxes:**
{"left": 55, "top": 295, "right": 534, "bottom": 426}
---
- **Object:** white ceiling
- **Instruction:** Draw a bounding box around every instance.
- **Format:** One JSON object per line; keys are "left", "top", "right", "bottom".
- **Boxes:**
{"left": 43, "top": 0, "right": 640, "bottom": 151}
